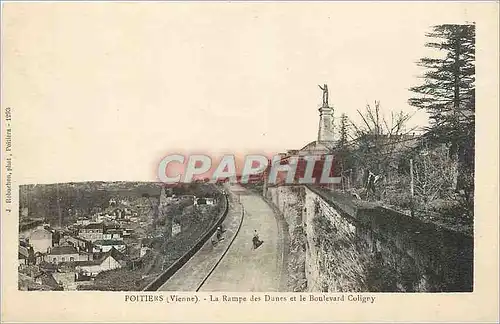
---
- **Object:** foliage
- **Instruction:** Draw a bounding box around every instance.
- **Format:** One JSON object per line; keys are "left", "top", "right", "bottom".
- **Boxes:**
{"left": 77, "top": 268, "right": 146, "bottom": 291}
{"left": 409, "top": 23, "right": 475, "bottom": 216}
{"left": 335, "top": 113, "right": 356, "bottom": 190}
{"left": 287, "top": 225, "right": 308, "bottom": 292}
{"left": 344, "top": 101, "right": 416, "bottom": 200}
{"left": 410, "top": 144, "right": 457, "bottom": 205}
{"left": 409, "top": 24, "right": 475, "bottom": 144}
{"left": 19, "top": 181, "right": 167, "bottom": 226}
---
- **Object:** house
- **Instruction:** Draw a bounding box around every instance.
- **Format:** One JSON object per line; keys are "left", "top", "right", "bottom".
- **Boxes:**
{"left": 271, "top": 141, "right": 341, "bottom": 187}
{"left": 75, "top": 247, "right": 126, "bottom": 277}
{"left": 34, "top": 252, "right": 45, "bottom": 265}
{"left": 196, "top": 197, "right": 216, "bottom": 206}
{"left": 29, "top": 227, "right": 53, "bottom": 253}
{"left": 18, "top": 245, "right": 29, "bottom": 267}
{"left": 76, "top": 217, "right": 92, "bottom": 226}
{"left": 121, "top": 228, "right": 133, "bottom": 238}
{"left": 105, "top": 222, "right": 122, "bottom": 230}
{"left": 34, "top": 272, "right": 63, "bottom": 291}
{"left": 98, "top": 213, "right": 117, "bottom": 222}
{"left": 103, "top": 228, "right": 123, "bottom": 241}
{"left": 60, "top": 235, "right": 93, "bottom": 253}
{"left": 93, "top": 239, "right": 126, "bottom": 253}
{"left": 172, "top": 222, "right": 181, "bottom": 236}
{"left": 78, "top": 223, "right": 105, "bottom": 242}
{"left": 48, "top": 228, "right": 62, "bottom": 246}
{"left": 113, "top": 209, "right": 123, "bottom": 219}
{"left": 44, "top": 245, "right": 92, "bottom": 264}
{"left": 18, "top": 252, "right": 28, "bottom": 267}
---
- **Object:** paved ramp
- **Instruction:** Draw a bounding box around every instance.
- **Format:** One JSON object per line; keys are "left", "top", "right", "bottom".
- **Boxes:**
{"left": 158, "top": 189, "right": 243, "bottom": 291}
{"left": 199, "top": 186, "right": 280, "bottom": 292}
{"left": 158, "top": 185, "right": 281, "bottom": 292}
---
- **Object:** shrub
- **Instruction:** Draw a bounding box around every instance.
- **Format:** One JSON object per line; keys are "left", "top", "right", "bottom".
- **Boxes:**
{"left": 384, "top": 191, "right": 413, "bottom": 210}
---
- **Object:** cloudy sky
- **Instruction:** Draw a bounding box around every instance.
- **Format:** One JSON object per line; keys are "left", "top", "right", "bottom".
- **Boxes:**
{"left": 3, "top": 2, "right": 493, "bottom": 183}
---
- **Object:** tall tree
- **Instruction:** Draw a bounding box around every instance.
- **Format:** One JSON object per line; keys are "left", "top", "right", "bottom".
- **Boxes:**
{"left": 336, "top": 113, "right": 353, "bottom": 190}
{"left": 409, "top": 24, "right": 475, "bottom": 152}
{"left": 350, "top": 101, "right": 414, "bottom": 174}
{"left": 349, "top": 101, "right": 415, "bottom": 199}
{"left": 337, "top": 113, "right": 349, "bottom": 150}
{"left": 409, "top": 23, "right": 475, "bottom": 201}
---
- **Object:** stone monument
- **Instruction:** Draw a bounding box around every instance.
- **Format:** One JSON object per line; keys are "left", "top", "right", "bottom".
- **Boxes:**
{"left": 317, "top": 84, "right": 335, "bottom": 143}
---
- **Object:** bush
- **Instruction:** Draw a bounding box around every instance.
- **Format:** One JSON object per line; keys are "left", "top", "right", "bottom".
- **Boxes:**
{"left": 384, "top": 191, "right": 413, "bottom": 210}
{"left": 426, "top": 198, "right": 460, "bottom": 213}
{"left": 78, "top": 268, "right": 146, "bottom": 291}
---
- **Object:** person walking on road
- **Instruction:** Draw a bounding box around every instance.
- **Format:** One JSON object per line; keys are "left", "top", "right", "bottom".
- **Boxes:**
{"left": 252, "top": 230, "right": 263, "bottom": 249}
{"left": 212, "top": 226, "right": 224, "bottom": 246}
{"left": 216, "top": 226, "right": 224, "bottom": 241}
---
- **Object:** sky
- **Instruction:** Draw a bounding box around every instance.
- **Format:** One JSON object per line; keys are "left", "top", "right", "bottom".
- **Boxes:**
{"left": 2, "top": 2, "right": 489, "bottom": 183}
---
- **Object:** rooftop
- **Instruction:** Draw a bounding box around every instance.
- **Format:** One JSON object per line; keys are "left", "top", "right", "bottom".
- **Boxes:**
{"left": 48, "top": 246, "right": 78, "bottom": 255}
{"left": 30, "top": 228, "right": 52, "bottom": 238}
{"left": 94, "top": 239, "right": 125, "bottom": 246}
{"left": 19, "top": 246, "right": 29, "bottom": 258}
{"left": 105, "top": 229, "right": 123, "bottom": 234}
{"left": 73, "top": 259, "right": 102, "bottom": 267}
{"left": 82, "top": 223, "right": 104, "bottom": 230}
{"left": 67, "top": 235, "right": 90, "bottom": 243}
{"left": 103, "top": 247, "right": 126, "bottom": 261}
{"left": 75, "top": 247, "right": 126, "bottom": 267}
{"left": 299, "top": 140, "right": 335, "bottom": 153}
{"left": 34, "top": 272, "right": 61, "bottom": 290}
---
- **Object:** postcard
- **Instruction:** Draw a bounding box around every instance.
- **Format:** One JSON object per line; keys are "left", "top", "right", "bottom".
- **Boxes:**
{"left": 1, "top": 1, "right": 498, "bottom": 323}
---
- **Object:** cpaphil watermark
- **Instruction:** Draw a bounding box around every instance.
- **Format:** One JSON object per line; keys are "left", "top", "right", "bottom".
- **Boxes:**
{"left": 157, "top": 153, "right": 341, "bottom": 185}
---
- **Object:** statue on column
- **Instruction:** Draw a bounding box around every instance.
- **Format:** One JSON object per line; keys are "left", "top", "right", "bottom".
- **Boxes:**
{"left": 318, "top": 84, "right": 329, "bottom": 107}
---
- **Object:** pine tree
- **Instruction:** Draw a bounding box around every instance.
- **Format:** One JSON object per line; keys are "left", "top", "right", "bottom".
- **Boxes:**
{"left": 336, "top": 113, "right": 352, "bottom": 190}
{"left": 337, "top": 113, "right": 349, "bottom": 150}
{"left": 409, "top": 24, "right": 475, "bottom": 151}
{"left": 409, "top": 23, "right": 475, "bottom": 209}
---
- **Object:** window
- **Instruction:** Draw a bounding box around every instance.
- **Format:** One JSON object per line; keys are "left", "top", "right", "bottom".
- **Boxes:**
{"left": 70, "top": 257, "right": 75, "bottom": 262}
{"left": 52, "top": 258, "right": 56, "bottom": 263}
{"left": 61, "top": 257, "right": 65, "bottom": 262}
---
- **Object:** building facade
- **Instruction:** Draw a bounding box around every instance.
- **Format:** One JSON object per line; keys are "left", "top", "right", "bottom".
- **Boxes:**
{"left": 78, "top": 223, "right": 105, "bottom": 242}
{"left": 93, "top": 239, "right": 126, "bottom": 253}
{"left": 44, "top": 246, "right": 92, "bottom": 264}
{"left": 29, "top": 228, "right": 53, "bottom": 253}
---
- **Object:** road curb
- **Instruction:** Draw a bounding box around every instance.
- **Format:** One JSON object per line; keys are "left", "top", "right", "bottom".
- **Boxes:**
{"left": 262, "top": 195, "right": 290, "bottom": 292}
{"left": 143, "top": 190, "right": 229, "bottom": 291}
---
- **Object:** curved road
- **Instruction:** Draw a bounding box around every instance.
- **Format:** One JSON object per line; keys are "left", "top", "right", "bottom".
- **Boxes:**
{"left": 158, "top": 187, "right": 243, "bottom": 291}
{"left": 199, "top": 185, "right": 280, "bottom": 292}
{"left": 158, "top": 184, "right": 281, "bottom": 292}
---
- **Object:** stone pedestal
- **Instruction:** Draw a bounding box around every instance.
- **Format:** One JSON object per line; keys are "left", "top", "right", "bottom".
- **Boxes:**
{"left": 317, "top": 105, "right": 334, "bottom": 143}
